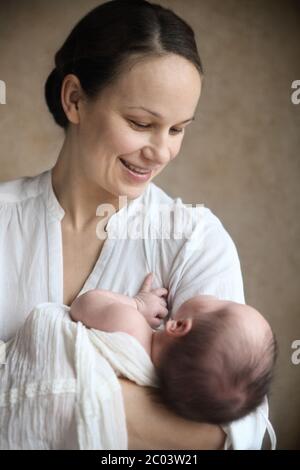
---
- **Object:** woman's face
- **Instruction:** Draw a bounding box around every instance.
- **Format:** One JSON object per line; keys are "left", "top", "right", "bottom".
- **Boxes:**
{"left": 70, "top": 53, "right": 202, "bottom": 201}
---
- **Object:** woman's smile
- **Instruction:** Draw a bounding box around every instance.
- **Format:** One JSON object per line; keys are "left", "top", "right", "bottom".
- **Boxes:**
{"left": 118, "top": 157, "right": 153, "bottom": 183}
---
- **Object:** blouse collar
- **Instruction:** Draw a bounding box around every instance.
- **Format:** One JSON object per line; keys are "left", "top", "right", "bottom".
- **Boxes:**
{"left": 42, "top": 168, "right": 65, "bottom": 221}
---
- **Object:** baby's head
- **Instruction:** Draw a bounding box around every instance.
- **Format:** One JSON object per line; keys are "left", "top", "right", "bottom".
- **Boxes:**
{"left": 153, "top": 295, "right": 277, "bottom": 425}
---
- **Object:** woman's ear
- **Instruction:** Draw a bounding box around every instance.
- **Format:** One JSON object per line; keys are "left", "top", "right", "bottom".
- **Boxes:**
{"left": 61, "top": 74, "right": 84, "bottom": 125}
{"left": 165, "top": 318, "right": 193, "bottom": 338}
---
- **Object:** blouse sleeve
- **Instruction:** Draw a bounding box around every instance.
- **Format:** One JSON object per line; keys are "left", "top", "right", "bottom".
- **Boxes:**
{"left": 165, "top": 207, "right": 276, "bottom": 450}
{"left": 167, "top": 207, "right": 245, "bottom": 317}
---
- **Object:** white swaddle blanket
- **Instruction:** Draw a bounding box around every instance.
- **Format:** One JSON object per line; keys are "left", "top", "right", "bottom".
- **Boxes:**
{"left": 0, "top": 302, "right": 276, "bottom": 450}
{"left": 0, "top": 302, "right": 157, "bottom": 450}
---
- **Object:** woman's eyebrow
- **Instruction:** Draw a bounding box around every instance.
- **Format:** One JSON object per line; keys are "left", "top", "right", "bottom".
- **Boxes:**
{"left": 126, "top": 106, "right": 195, "bottom": 123}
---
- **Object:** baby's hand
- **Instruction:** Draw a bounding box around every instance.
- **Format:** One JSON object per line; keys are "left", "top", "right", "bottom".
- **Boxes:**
{"left": 134, "top": 273, "right": 169, "bottom": 328}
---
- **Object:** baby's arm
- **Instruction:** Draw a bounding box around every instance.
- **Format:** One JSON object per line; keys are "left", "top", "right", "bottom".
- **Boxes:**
{"left": 70, "top": 291, "right": 154, "bottom": 358}
{"left": 69, "top": 288, "right": 134, "bottom": 330}
{"left": 70, "top": 273, "right": 169, "bottom": 330}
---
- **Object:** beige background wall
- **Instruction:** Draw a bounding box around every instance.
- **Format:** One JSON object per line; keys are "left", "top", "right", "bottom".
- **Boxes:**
{"left": 0, "top": 0, "right": 299, "bottom": 449}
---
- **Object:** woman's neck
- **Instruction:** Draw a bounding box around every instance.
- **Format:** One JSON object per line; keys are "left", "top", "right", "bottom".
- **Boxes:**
{"left": 51, "top": 136, "right": 121, "bottom": 231}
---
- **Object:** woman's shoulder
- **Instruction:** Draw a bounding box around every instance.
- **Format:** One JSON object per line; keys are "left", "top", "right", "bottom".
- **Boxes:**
{"left": 142, "top": 182, "right": 239, "bottom": 260}
{"left": 0, "top": 170, "right": 49, "bottom": 205}
{"left": 143, "top": 181, "right": 224, "bottom": 230}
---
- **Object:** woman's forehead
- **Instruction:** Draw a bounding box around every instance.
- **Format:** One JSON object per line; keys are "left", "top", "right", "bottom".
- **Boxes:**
{"left": 103, "top": 54, "right": 202, "bottom": 114}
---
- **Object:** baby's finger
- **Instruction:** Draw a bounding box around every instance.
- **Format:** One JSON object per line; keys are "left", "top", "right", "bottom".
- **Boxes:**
{"left": 139, "top": 273, "right": 153, "bottom": 293}
{"left": 150, "top": 317, "right": 162, "bottom": 328}
{"left": 159, "top": 298, "right": 167, "bottom": 307}
{"left": 157, "top": 307, "right": 169, "bottom": 319}
{"left": 152, "top": 287, "right": 168, "bottom": 297}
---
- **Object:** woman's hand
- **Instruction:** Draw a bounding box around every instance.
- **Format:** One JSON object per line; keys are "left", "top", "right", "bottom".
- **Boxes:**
{"left": 133, "top": 273, "right": 169, "bottom": 328}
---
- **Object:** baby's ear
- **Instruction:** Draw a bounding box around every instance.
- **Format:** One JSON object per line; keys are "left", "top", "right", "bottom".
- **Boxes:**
{"left": 165, "top": 318, "right": 193, "bottom": 337}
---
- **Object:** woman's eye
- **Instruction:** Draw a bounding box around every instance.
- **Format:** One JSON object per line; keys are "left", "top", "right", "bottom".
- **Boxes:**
{"left": 170, "top": 128, "right": 184, "bottom": 135}
{"left": 129, "top": 120, "right": 150, "bottom": 129}
{"left": 129, "top": 120, "right": 183, "bottom": 135}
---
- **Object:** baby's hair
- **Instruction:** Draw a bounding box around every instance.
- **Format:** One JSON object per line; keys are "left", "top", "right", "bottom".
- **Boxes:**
{"left": 151, "top": 310, "right": 277, "bottom": 425}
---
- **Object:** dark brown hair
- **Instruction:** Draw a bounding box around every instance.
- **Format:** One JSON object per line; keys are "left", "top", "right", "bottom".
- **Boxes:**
{"left": 151, "top": 311, "right": 278, "bottom": 425}
{"left": 45, "top": 0, "right": 203, "bottom": 129}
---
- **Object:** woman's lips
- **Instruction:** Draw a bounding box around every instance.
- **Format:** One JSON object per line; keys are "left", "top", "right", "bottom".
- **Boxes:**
{"left": 119, "top": 158, "right": 152, "bottom": 183}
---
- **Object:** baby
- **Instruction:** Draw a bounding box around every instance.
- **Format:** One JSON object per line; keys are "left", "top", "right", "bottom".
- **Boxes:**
{"left": 69, "top": 273, "right": 277, "bottom": 425}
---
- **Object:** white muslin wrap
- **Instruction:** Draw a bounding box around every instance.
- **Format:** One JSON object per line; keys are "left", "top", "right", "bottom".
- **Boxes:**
{"left": 0, "top": 302, "right": 157, "bottom": 450}
{"left": 0, "top": 302, "right": 276, "bottom": 450}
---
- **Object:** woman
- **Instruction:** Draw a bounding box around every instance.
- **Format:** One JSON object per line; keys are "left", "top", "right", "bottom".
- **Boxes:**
{"left": 0, "top": 0, "right": 272, "bottom": 449}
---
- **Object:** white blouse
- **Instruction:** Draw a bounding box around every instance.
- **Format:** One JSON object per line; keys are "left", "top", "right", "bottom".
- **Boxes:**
{"left": 0, "top": 168, "right": 275, "bottom": 449}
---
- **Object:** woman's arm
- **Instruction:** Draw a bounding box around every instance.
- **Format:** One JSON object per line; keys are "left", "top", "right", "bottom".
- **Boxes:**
{"left": 119, "top": 378, "right": 225, "bottom": 450}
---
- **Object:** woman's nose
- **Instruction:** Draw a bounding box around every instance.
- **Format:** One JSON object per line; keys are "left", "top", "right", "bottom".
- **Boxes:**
{"left": 143, "top": 135, "right": 172, "bottom": 166}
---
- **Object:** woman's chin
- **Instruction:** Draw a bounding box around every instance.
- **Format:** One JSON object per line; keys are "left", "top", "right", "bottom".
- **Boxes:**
{"left": 117, "top": 181, "right": 149, "bottom": 201}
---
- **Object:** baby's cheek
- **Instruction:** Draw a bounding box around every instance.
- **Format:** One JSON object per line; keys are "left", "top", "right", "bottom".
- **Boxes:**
{"left": 69, "top": 294, "right": 92, "bottom": 322}
{"left": 69, "top": 300, "right": 81, "bottom": 322}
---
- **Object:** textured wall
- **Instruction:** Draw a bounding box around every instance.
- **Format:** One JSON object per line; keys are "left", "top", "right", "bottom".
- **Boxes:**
{"left": 0, "top": 0, "right": 299, "bottom": 449}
